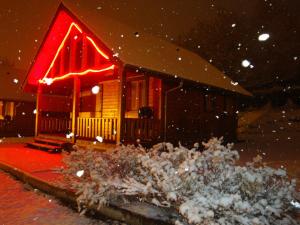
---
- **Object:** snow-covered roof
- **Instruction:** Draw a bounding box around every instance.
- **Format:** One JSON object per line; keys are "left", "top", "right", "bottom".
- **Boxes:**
{"left": 62, "top": 2, "right": 251, "bottom": 96}
{"left": 0, "top": 64, "right": 35, "bottom": 102}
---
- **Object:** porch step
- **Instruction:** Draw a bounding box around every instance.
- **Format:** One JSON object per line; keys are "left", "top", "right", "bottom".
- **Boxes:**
{"left": 34, "top": 137, "right": 66, "bottom": 146}
{"left": 26, "top": 137, "right": 73, "bottom": 153}
{"left": 27, "top": 142, "right": 62, "bottom": 153}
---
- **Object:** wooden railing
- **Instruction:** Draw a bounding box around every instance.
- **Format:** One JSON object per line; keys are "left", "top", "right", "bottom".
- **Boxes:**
{"left": 0, "top": 119, "right": 35, "bottom": 137}
{"left": 77, "top": 117, "right": 117, "bottom": 142}
{"left": 40, "top": 117, "right": 71, "bottom": 134}
{"left": 123, "top": 118, "right": 161, "bottom": 142}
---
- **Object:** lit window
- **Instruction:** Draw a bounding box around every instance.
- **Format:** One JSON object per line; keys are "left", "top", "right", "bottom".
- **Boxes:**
{"left": 126, "top": 80, "right": 146, "bottom": 111}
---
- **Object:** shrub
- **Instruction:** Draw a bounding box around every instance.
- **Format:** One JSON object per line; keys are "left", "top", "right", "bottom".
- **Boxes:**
{"left": 62, "top": 138, "right": 299, "bottom": 224}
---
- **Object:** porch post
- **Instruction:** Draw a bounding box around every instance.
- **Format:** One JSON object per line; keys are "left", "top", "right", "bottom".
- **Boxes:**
{"left": 71, "top": 77, "right": 80, "bottom": 143}
{"left": 117, "top": 67, "right": 126, "bottom": 144}
{"left": 35, "top": 84, "right": 42, "bottom": 137}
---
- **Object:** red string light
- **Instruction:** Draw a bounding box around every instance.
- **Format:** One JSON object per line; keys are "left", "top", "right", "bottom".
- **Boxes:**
{"left": 39, "top": 22, "right": 113, "bottom": 85}
{"left": 39, "top": 65, "right": 115, "bottom": 85}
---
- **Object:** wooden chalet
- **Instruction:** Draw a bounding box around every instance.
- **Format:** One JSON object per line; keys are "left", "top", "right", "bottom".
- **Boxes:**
{"left": 23, "top": 3, "right": 251, "bottom": 148}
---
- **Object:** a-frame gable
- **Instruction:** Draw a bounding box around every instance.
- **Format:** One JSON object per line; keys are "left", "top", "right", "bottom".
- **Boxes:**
{"left": 25, "top": 5, "right": 115, "bottom": 89}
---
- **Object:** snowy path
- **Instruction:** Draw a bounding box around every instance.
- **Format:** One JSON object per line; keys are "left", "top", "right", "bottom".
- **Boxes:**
{"left": 0, "top": 171, "right": 122, "bottom": 225}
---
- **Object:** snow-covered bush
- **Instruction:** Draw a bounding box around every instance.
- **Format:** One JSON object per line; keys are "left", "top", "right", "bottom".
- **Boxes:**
{"left": 62, "top": 138, "right": 299, "bottom": 224}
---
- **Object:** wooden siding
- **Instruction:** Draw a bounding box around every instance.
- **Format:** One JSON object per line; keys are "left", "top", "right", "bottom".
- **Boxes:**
{"left": 39, "top": 95, "right": 72, "bottom": 112}
{"left": 164, "top": 81, "right": 238, "bottom": 145}
{"left": 102, "top": 81, "right": 119, "bottom": 118}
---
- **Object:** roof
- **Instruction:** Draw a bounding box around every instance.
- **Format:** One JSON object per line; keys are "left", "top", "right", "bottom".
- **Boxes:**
{"left": 25, "top": 2, "right": 251, "bottom": 96}
{"left": 0, "top": 64, "right": 35, "bottom": 102}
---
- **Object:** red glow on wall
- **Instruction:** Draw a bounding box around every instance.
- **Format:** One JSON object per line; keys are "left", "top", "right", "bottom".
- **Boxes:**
{"left": 26, "top": 9, "right": 114, "bottom": 87}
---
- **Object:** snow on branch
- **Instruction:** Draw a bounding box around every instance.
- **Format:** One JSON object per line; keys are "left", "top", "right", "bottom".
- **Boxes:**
{"left": 62, "top": 137, "right": 299, "bottom": 225}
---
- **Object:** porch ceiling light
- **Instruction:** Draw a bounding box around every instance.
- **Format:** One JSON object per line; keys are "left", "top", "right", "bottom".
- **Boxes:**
{"left": 91, "top": 85, "right": 100, "bottom": 94}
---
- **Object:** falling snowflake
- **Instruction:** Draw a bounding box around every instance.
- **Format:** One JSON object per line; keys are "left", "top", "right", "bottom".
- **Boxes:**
{"left": 231, "top": 23, "right": 236, "bottom": 28}
{"left": 13, "top": 78, "right": 19, "bottom": 84}
{"left": 230, "top": 81, "right": 239, "bottom": 86}
{"left": 258, "top": 33, "right": 270, "bottom": 41}
{"left": 241, "top": 59, "right": 251, "bottom": 68}
{"left": 66, "top": 133, "right": 74, "bottom": 139}
{"left": 76, "top": 170, "right": 84, "bottom": 177}
{"left": 96, "top": 136, "right": 103, "bottom": 142}
{"left": 91, "top": 85, "right": 100, "bottom": 94}
{"left": 113, "top": 52, "right": 119, "bottom": 57}
{"left": 291, "top": 200, "right": 300, "bottom": 209}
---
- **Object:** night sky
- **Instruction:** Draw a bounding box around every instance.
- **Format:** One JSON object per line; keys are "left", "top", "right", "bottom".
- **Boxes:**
{"left": 0, "top": 0, "right": 299, "bottom": 91}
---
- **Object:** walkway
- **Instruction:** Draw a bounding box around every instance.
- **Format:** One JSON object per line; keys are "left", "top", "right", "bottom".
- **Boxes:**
{"left": 0, "top": 144, "right": 64, "bottom": 184}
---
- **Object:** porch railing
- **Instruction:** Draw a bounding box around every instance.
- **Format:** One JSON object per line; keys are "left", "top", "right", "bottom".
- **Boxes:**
{"left": 77, "top": 117, "right": 117, "bottom": 142}
{"left": 123, "top": 118, "right": 161, "bottom": 142}
{"left": 40, "top": 117, "right": 71, "bottom": 134}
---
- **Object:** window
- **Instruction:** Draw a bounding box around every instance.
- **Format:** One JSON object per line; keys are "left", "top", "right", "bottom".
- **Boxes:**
{"left": 126, "top": 79, "right": 147, "bottom": 111}
{"left": 204, "top": 94, "right": 216, "bottom": 112}
{"left": 5, "top": 102, "right": 15, "bottom": 119}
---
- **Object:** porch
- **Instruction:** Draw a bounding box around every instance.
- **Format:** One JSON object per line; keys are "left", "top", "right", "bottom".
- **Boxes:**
{"left": 36, "top": 71, "right": 163, "bottom": 144}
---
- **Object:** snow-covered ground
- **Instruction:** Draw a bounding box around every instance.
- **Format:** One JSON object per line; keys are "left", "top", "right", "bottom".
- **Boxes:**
{"left": 0, "top": 171, "right": 122, "bottom": 225}
{"left": 235, "top": 102, "right": 300, "bottom": 189}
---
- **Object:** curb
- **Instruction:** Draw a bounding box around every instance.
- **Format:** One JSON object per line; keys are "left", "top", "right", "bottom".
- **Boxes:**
{"left": 0, "top": 161, "right": 177, "bottom": 225}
